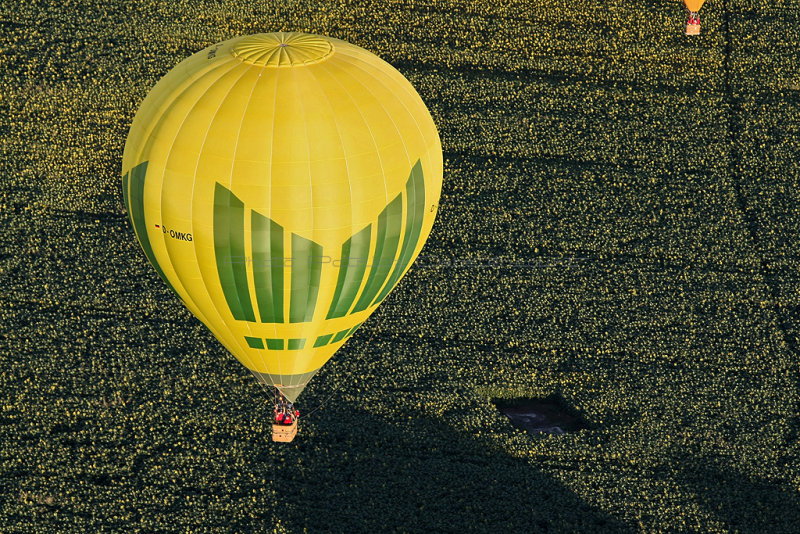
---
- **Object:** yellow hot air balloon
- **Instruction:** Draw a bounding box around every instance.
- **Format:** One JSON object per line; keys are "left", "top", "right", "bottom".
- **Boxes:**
{"left": 122, "top": 33, "right": 443, "bottom": 409}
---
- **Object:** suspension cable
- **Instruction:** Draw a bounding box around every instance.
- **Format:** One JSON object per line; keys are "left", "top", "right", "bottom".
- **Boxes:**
{"left": 280, "top": 329, "right": 378, "bottom": 420}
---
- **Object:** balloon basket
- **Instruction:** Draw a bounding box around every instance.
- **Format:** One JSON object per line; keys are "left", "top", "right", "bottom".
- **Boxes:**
{"left": 685, "top": 23, "right": 700, "bottom": 35}
{"left": 272, "top": 420, "right": 298, "bottom": 442}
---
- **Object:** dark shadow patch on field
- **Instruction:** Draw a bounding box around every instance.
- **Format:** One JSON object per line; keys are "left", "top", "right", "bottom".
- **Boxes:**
{"left": 254, "top": 399, "right": 633, "bottom": 534}
{"left": 493, "top": 394, "right": 591, "bottom": 435}
{"left": 675, "top": 458, "right": 800, "bottom": 534}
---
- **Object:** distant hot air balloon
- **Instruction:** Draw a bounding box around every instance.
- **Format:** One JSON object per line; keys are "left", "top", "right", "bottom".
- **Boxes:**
{"left": 684, "top": 0, "right": 706, "bottom": 35}
{"left": 122, "top": 32, "right": 443, "bottom": 438}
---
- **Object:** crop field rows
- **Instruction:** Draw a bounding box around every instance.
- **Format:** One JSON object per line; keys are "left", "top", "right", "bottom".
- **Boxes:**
{"left": 1, "top": 0, "right": 799, "bottom": 532}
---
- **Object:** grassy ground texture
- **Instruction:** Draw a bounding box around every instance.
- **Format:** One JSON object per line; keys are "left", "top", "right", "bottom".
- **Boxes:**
{"left": 1, "top": 0, "right": 799, "bottom": 532}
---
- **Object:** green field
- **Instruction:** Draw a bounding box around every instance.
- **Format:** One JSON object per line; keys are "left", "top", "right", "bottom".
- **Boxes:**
{"left": 2, "top": 0, "right": 800, "bottom": 531}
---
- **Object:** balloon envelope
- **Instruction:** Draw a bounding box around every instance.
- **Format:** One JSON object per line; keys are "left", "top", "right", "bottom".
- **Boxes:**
{"left": 684, "top": 0, "right": 706, "bottom": 12}
{"left": 122, "top": 32, "right": 443, "bottom": 401}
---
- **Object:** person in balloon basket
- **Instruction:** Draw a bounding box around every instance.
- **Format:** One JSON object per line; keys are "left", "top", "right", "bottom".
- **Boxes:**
{"left": 274, "top": 407, "right": 289, "bottom": 425}
{"left": 274, "top": 405, "right": 288, "bottom": 425}
{"left": 688, "top": 12, "right": 699, "bottom": 25}
{"left": 282, "top": 403, "right": 299, "bottom": 425}
{"left": 286, "top": 402, "right": 299, "bottom": 424}
{"left": 274, "top": 406, "right": 299, "bottom": 426}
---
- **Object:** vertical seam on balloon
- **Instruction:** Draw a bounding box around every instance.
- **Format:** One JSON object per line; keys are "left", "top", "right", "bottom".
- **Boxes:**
{"left": 326, "top": 225, "right": 371, "bottom": 319}
{"left": 316, "top": 60, "right": 389, "bottom": 316}
{"left": 305, "top": 62, "right": 357, "bottom": 381}
{"left": 148, "top": 59, "right": 234, "bottom": 313}
{"left": 228, "top": 65, "right": 276, "bottom": 389}
{"left": 268, "top": 63, "right": 285, "bottom": 385}
{"left": 155, "top": 60, "right": 248, "bottom": 367}
{"left": 340, "top": 51, "right": 436, "bottom": 300}
{"left": 340, "top": 57, "right": 413, "bottom": 167}
{"left": 306, "top": 64, "right": 356, "bottom": 315}
{"left": 331, "top": 59, "right": 419, "bottom": 307}
{"left": 341, "top": 49, "right": 430, "bottom": 171}
{"left": 290, "top": 64, "right": 314, "bottom": 386}
{"left": 338, "top": 48, "right": 430, "bottom": 158}
{"left": 167, "top": 60, "right": 262, "bottom": 376}
{"left": 228, "top": 68, "right": 261, "bottom": 321}
{"left": 131, "top": 57, "right": 231, "bottom": 172}
{"left": 373, "top": 162, "right": 424, "bottom": 305}
{"left": 318, "top": 60, "right": 389, "bottom": 206}
{"left": 204, "top": 67, "right": 258, "bottom": 322}
{"left": 304, "top": 62, "right": 373, "bottom": 384}
{"left": 194, "top": 63, "right": 262, "bottom": 375}
{"left": 351, "top": 194, "right": 403, "bottom": 313}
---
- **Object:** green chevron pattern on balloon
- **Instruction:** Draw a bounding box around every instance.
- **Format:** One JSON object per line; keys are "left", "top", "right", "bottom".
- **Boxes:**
{"left": 211, "top": 159, "right": 425, "bottom": 325}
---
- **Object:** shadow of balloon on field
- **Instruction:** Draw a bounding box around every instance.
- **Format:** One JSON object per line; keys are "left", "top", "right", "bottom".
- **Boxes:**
{"left": 675, "top": 457, "right": 800, "bottom": 534}
{"left": 254, "top": 398, "right": 634, "bottom": 533}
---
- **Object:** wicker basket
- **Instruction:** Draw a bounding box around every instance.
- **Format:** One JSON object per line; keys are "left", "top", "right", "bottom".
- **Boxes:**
{"left": 272, "top": 420, "right": 298, "bottom": 442}
{"left": 686, "top": 23, "right": 700, "bottom": 36}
